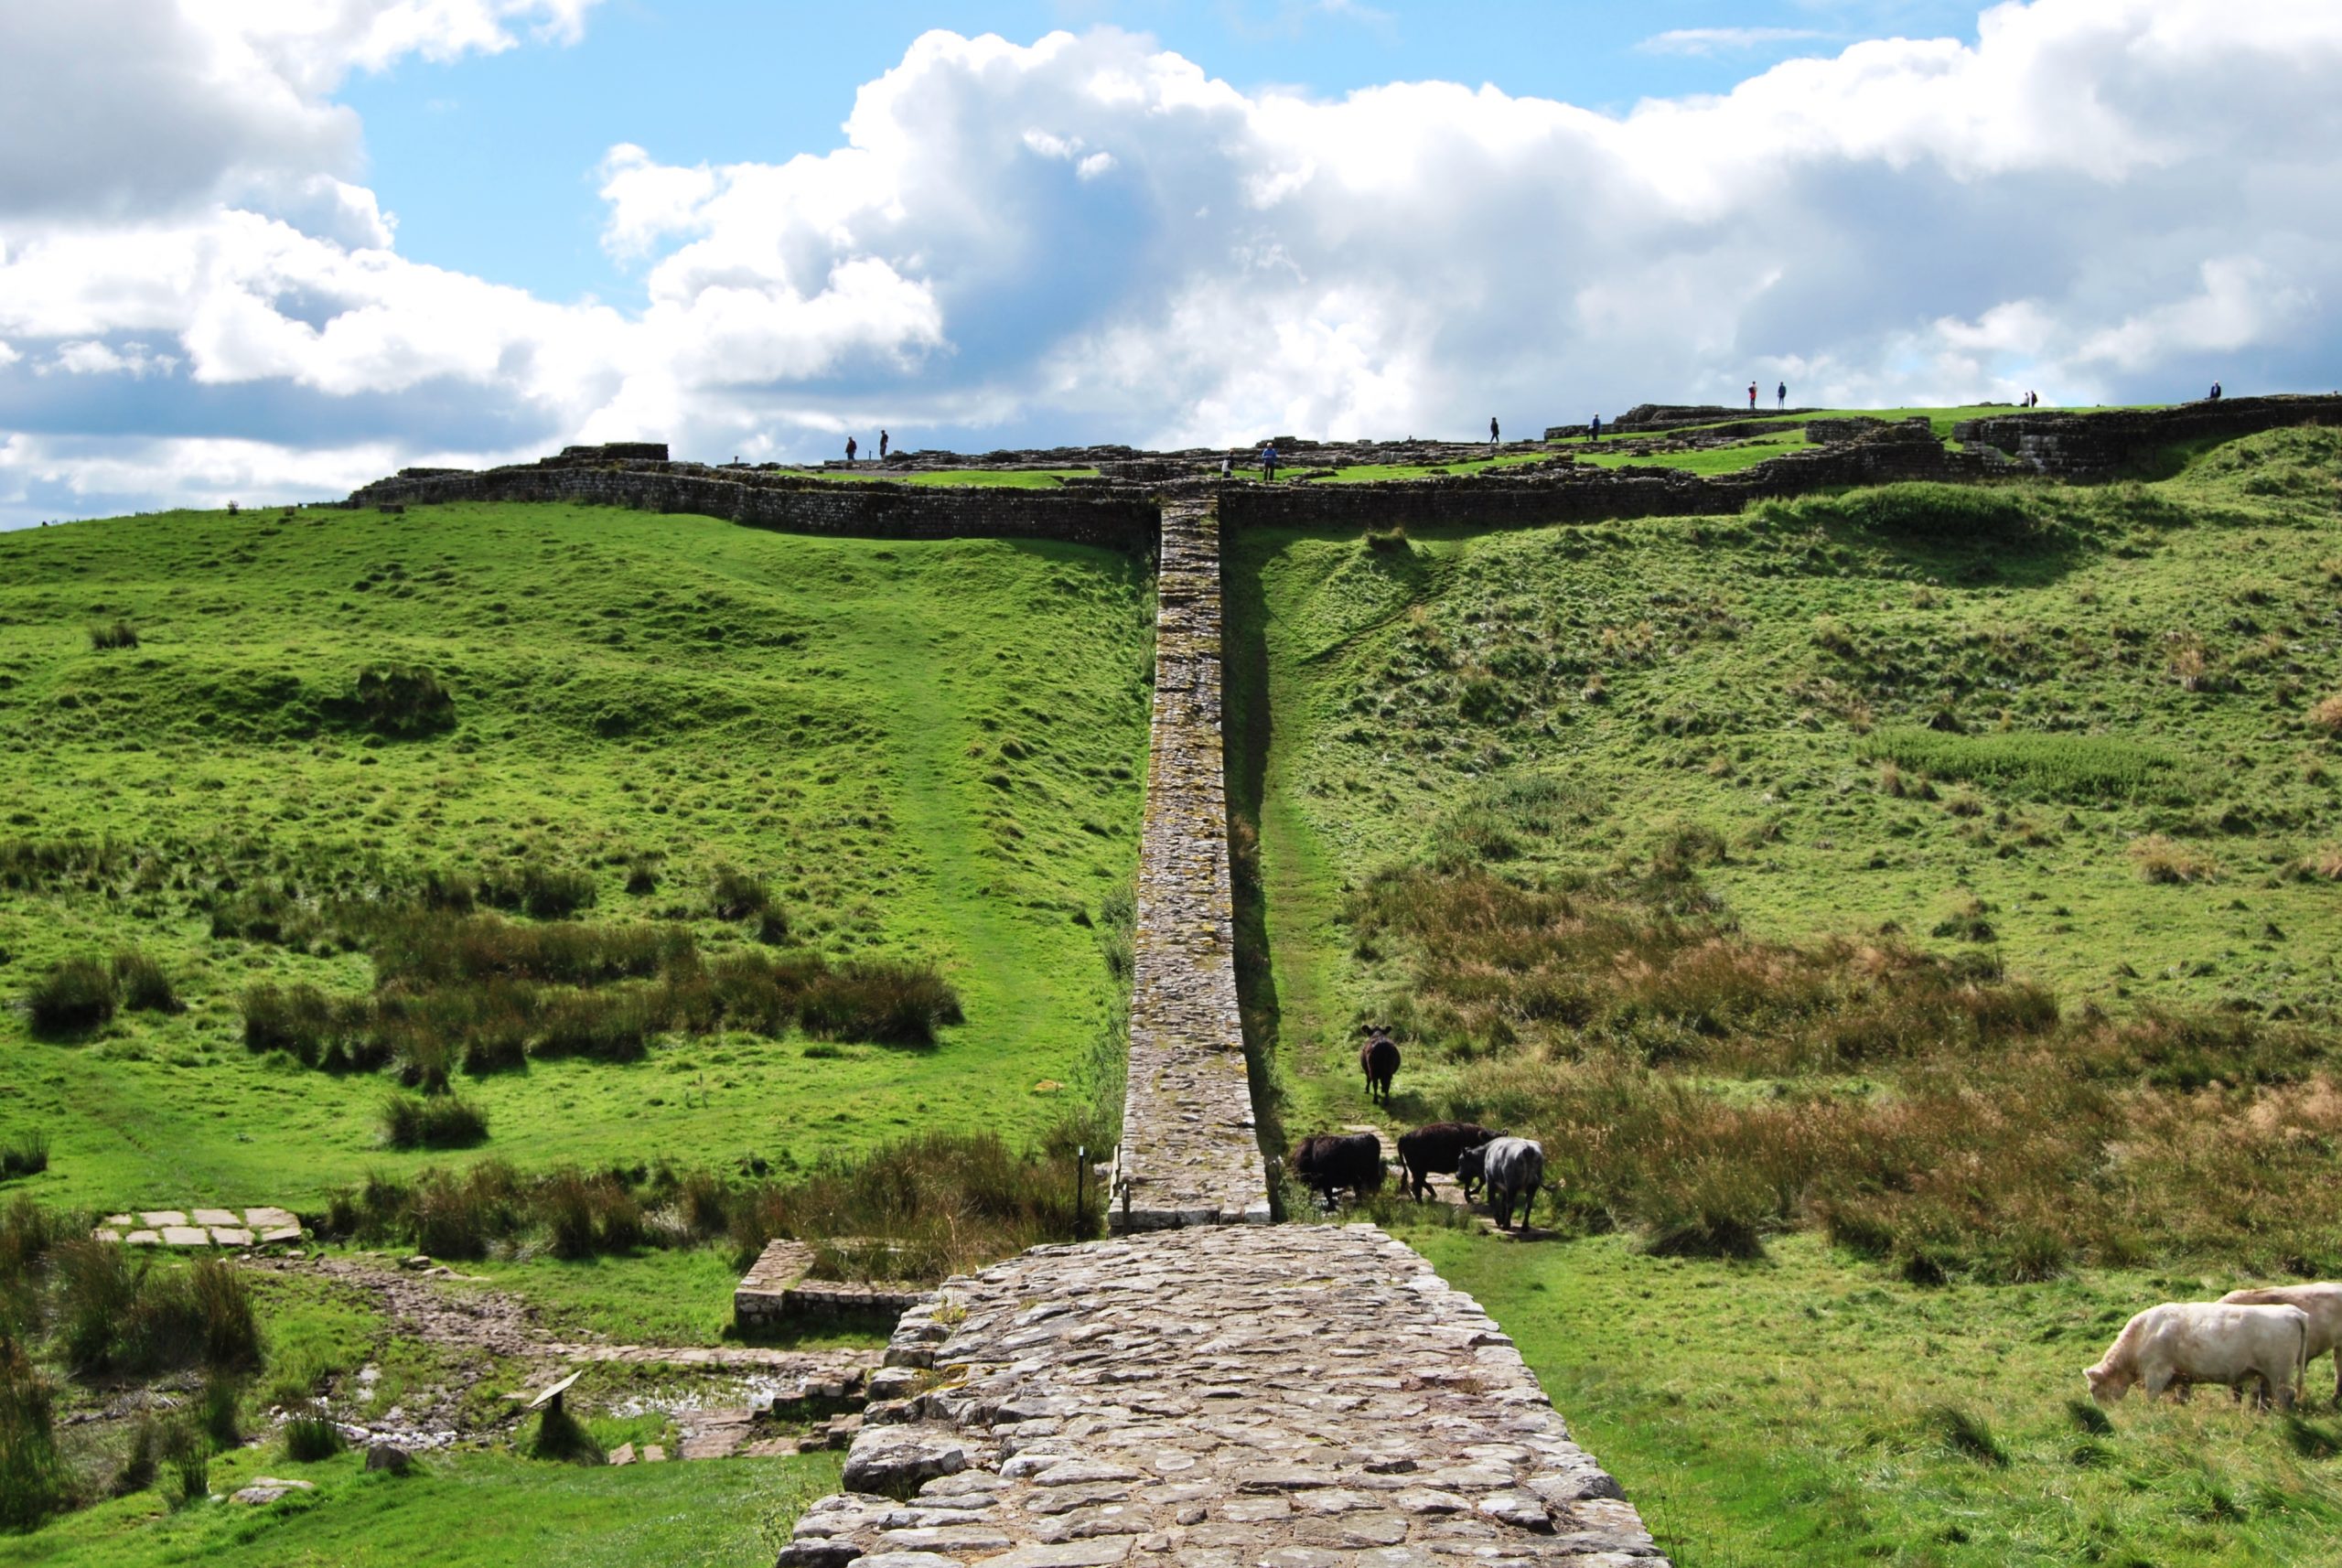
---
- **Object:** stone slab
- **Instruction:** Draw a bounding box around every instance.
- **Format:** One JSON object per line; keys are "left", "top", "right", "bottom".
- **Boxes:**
{"left": 159, "top": 1226, "right": 210, "bottom": 1247}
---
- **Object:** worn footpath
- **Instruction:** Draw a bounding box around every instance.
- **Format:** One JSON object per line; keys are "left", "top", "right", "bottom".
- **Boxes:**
{"left": 782, "top": 1224, "right": 1661, "bottom": 1566}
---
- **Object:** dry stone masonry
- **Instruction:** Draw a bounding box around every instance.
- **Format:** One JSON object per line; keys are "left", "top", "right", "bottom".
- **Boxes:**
{"left": 1111, "top": 500, "right": 1271, "bottom": 1230}
{"left": 783, "top": 1223, "right": 1662, "bottom": 1567}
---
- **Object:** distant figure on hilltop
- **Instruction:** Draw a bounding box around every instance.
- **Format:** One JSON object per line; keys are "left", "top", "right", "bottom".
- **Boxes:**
{"left": 1261, "top": 442, "right": 1278, "bottom": 481}
{"left": 1777, "top": 381, "right": 1787, "bottom": 411}
{"left": 879, "top": 430, "right": 889, "bottom": 459}
{"left": 1588, "top": 413, "right": 1601, "bottom": 441}
{"left": 1489, "top": 416, "right": 1499, "bottom": 446}
{"left": 1747, "top": 381, "right": 1758, "bottom": 411}
{"left": 1222, "top": 452, "right": 1232, "bottom": 478}
{"left": 2210, "top": 381, "right": 2224, "bottom": 402}
{"left": 845, "top": 435, "right": 857, "bottom": 465}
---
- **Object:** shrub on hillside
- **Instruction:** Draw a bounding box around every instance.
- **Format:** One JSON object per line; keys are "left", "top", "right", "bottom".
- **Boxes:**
{"left": 800, "top": 961, "right": 963, "bottom": 1047}
{"left": 55, "top": 1245, "right": 261, "bottom": 1376}
{"left": 324, "top": 665, "right": 456, "bottom": 738}
{"left": 532, "top": 989, "right": 656, "bottom": 1061}
{"left": 0, "top": 1337, "right": 72, "bottom": 1530}
{"left": 2311, "top": 692, "right": 2342, "bottom": 735}
{"left": 709, "top": 865, "right": 770, "bottom": 920}
{"left": 27, "top": 956, "right": 116, "bottom": 1035}
{"left": 479, "top": 863, "right": 596, "bottom": 919}
{"left": 380, "top": 1092, "right": 489, "bottom": 1150}
{"left": 541, "top": 1169, "right": 644, "bottom": 1259}
{"left": 284, "top": 1404, "right": 345, "bottom": 1462}
{"left": 111, "top": 950, "right": 180, "bottom": 1014}
{"left": 86, "top": 619, "right": 138, "bottom": 651}
{"left": 1, "top": 1131, "right": 49, "bottom": 1182}
{"left": 2129, "top": 832, "right": 2218, "bottom": 884}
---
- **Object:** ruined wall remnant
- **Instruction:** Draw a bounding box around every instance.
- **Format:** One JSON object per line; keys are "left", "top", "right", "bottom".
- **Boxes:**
{"left": 1955, "top": 393, "right": 2342, "bottom": 478}
{"left": 344, "top": 451, "right": 1158, "bottom": 553}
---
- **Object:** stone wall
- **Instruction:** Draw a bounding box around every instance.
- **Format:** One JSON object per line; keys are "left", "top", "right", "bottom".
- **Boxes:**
{"left": 1954, "top": 393, "right": 2342, "bottom": 478}
{"left": 345, "top": 452, "right": 1158, "bottom": 553}
{"left": 1110, "top": 501, "right": 1271, "bottom": 1230}
{"left": 783, "top": 1224, "right": 1668, "bottom": 1566}
{"left": 1219, "top": 422, "right": 2009, "bottom": 533}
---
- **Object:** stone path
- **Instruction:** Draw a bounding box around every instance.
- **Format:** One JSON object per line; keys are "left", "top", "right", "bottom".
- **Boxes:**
{"left": 1112, "top": 500, "right": 1270, "bottom": 1230}
{"left": 97, "top": 1207, "right": 303, "bottom": 1247}
{"left": 783, "top": 1223, "right": 1662, "bottom": 1566}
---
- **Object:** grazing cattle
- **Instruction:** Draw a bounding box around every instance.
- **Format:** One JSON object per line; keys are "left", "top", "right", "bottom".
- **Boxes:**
{"left": 1477, "top": 1135, "right": 1546, "bottom": 1232}
{"left": 2220, "top": 1283, "right": 2342, "bottom": 1402}
{"left": 1396, "top": 1122, "right": 1502, "bottom": 1202}
{"left": 1359, "top": 1026, "right": 1400, "bottom": 1106}
{"left": 2084, "top": 1303, "right": 2309, "bottom": 1411}
{"left": 1289, "top": 1132, "right": 1385, "bottom": 1206}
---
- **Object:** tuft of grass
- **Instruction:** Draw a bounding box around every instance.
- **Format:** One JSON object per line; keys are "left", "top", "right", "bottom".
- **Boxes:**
{"left": 111, "top": 948, "right": 181, "bottom": 1013}
{"left": 380, "top": 1091, "right": 489, "bottom": 1150}
{"left": 1924, "top": 1402, "right": 2009, "bottom": 1466}
{"left": 26, "top": 955, "right": 117, "bottom": 1035}
{"left": 86, "top": 618, "right": 139, "bottom": 650}
{"left": 2127, "top": 832, "right": 2218, "bottom": 884}
{"left": 0, "top": 1336, "right": 73, "bottom": 1530}
{"left": 0, "top": 1129, "right": 48, "bottom": 1180}
{"left": 1861, "top": 727, "right": 2190, "bottom": 803}
{"left": 284, "top": 1403, "right": 346, "bottom": 1461}
{"left": 2310, "top": 691, "right": 2342, "bottom": 733}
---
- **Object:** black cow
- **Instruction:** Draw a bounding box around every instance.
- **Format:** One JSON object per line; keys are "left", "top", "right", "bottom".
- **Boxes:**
{"left": 1395, "top": 1122, "right": 1502, "bottom": 1202}
{"left": 1359, "top": 1026, "right": 1401, "bottom": 1106}
{"left": 1290, "top": 1132, "right": 1385, "bottom": 1206}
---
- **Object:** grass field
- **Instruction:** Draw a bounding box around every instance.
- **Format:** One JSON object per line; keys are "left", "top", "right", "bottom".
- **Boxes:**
{"left": 1403, "top": 1225, "right": 2342, "bottom": 1568}
{"left": 0, "top": 1445, "right": 842, "bottom": 1568}
{"left": 0, "top": 499, "right": 1153, "bottom": 1210}
{"left": 1230, "top": 424, "right": 2342, "bottom": 1564}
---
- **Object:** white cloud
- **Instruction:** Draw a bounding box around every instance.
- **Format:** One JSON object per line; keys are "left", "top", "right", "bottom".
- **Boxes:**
{"left": 46, "top": 340, "right": 179, "bottom": 378}
{"left": 9, "top": 1, "right": 2342, "bottom": 524}
{"left": 1638, "top": 27, "right": 1828, "bottom": 56}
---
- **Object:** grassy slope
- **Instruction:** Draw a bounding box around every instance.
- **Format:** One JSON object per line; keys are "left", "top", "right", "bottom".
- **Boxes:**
{"left": 1233, "top": 428, "right": 2342, "bottom": 1565}
{"left": 1406, "top": 1225, "right": 2342, "bottom": 1568}
{"left": 0, "top": 500, "right": 1151, "bottom": 1209}
{"left": 0, "top": 1447, "right": 842, "bottom": 1568}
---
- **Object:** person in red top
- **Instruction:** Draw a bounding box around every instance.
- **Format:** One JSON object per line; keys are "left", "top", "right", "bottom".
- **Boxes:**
{"left": 1747, "top": 381, "right": 1758, "bottom": 410}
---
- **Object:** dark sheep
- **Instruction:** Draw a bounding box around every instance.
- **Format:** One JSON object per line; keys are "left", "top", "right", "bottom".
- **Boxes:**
{"left": 1290, "top": 1132, "right": 1385, "bottom": 1206}
{"left": 1395, "top": 1122, "right": 1503, "bottom": 1202}
{"left": 1359, "top": 1025, "right": 1400, "bottom": 1106}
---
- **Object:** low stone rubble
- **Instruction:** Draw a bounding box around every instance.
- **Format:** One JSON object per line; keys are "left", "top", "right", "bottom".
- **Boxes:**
{"left": 779, "top": 1224, "right": 1665, "bottom": 1566}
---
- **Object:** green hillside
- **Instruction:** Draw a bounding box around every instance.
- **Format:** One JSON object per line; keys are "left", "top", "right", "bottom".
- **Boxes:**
{"left": 1231, "top": 424, "right": 2342, "bottom": 1567}
{"left": 0, "top": 500, "right": 1152, "bottom": 1209}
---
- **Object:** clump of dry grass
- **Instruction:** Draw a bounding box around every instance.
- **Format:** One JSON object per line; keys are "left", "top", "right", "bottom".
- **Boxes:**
{"left": 2310, "top": 691, "right": 2342, "bottom": 734}
{"left": 1354, "top": 861, "right": 2341, "bottom": 1276}
{"left": 2128, "top": 832, "right": 2218, "bottom": 884}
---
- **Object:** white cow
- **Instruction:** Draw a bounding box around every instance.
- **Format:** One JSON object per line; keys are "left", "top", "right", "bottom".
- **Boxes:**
{"left": 2084, "top": 1302, "right": 2309, "bottom": 1411}
{"left": 2219, "top": 1283, "right": 2342, "bottom": 1402}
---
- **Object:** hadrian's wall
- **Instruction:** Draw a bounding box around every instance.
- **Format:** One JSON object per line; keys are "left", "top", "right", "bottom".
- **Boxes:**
{"left": 1955, "top": 392, "right": 2342, "bottom": 478}
{"left": 1109, "top": 500, "right": 1270, "bottom": 1230}
{"left": 344, "top": 455, "right": 1158, "bottom": 553}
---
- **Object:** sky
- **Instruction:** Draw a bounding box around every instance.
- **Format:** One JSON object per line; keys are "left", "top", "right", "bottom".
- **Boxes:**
{"left": 2, "top": 0, "right": 2338, "bottom": 525}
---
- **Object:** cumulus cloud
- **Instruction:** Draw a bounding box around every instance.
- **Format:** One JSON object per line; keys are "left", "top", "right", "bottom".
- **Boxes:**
{"left": 7, "top": 0, "right": 2342, "bottom": 525}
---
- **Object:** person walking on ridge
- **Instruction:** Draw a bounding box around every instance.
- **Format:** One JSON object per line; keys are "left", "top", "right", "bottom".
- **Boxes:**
{"left": 1777, "top": 381, "right": 1787, "bottom": 411}
{"left": 1747, "top": 381, "right": 1758, "bottom": 411}
{"left": 845, "top": 435, "right": 857, "bottom": 465}
{"left": 879, "top": 430, "right": 889, "bottom": 460}
{"left": 1490, "top": 416, "right": 1500, "bottom": 447}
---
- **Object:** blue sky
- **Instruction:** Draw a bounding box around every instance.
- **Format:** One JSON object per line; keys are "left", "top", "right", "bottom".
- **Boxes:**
{"left": 343, "top": 1, "right": 1988, "bottom": 306}
{"left": 2, "top": 0, "right": 2337, "bottom": 524}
